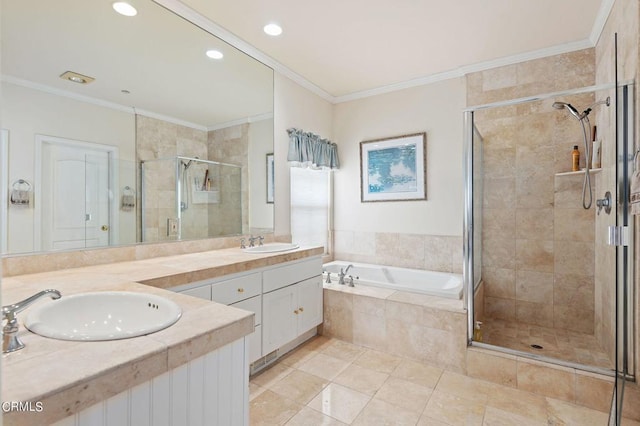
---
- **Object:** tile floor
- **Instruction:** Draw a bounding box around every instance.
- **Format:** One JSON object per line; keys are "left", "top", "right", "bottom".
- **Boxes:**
{"left": 481, "top": 318, "right": 613, "bottom": 369}
{"left": 249, "top": 335, "right": 635, "bottom": 425}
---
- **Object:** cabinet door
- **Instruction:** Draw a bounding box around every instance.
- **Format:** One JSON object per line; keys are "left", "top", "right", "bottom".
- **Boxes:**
{"left": 262, "top": 286, "right": 297, "bottom": 354}
{"left": 296, "top": 276, "right": 323, "bottom": 334}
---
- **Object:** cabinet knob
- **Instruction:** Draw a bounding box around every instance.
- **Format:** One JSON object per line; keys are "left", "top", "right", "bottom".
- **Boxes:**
{"left": 237, "top": 288, "right": 244, "bottom": 293}
{"left": 294, "top": 310, "right": 299, "bottom": 314}
{"left": 299, "top": 307, "right": 304, "bottom": 312}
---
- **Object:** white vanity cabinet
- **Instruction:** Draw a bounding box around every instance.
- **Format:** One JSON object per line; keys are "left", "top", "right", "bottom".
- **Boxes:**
{"left": 172, "top": 256, "right": 323, "bottom": 366}
{"left": 262, "top": 258, "right": 323, "bottom": 355}
{"left": 262, "top": 276, "right": 323, "bottom": 354}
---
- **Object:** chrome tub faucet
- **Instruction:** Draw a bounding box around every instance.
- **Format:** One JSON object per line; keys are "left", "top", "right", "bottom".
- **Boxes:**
{"left": 2, "top": 289, "right": 61, "bottom": 353}
{"left": 338, "top": 264, "right": 354, "bottom": 285}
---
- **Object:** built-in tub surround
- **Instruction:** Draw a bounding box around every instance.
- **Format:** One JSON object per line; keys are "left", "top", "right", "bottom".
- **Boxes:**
{"left": 333, "top": 230, "right": 463, "bottom": 274}
{"left": 321, "top": 282, "right": 468, "bottom": 372}
{"left": 1, "top": 245, "right": 322, "bottom": 425}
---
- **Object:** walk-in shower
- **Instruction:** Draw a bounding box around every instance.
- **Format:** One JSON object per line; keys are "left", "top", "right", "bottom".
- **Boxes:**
{"left": 141, "top": 156, "right": 242, "bottom": 241}
{"left": 464, "top": 83, "right": 634, "bottom": 380}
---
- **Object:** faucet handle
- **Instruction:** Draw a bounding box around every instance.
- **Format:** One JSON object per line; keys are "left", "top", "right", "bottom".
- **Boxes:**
{"left": 258, "top": 236, "right": 264, "bottom": 246}
{"left": 240, "top": 238, "right": 246, "bottom": 249}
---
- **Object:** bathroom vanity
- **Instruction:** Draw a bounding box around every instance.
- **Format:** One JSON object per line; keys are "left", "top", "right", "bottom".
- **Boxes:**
{"left": 1, "top": 245, "right": 323, "bottom": 426}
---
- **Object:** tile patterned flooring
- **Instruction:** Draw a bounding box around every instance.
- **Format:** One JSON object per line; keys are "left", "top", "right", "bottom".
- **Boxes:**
{"left": 480, "top": 318, "right": 613, "bottom": 369}
{"left": 249, "top": 335, "right": 634, "bottom": 425}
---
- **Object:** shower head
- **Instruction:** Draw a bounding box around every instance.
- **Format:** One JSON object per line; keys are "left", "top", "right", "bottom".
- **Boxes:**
{"left": 181, "top": 157, "right": 199, "bottom": 170}
{"left": 553, "top": 96, "right": 610, "bottom": 121}
{"left": 552, "top": 101, "right": 581, "bottom": 120}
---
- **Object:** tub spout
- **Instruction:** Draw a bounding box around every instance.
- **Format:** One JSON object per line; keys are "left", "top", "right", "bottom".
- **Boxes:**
{"left": 338, "top": 264, "right": 354, "bottom": 285}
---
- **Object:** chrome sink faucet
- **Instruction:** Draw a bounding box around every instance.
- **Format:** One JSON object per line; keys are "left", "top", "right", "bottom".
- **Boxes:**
{"left": 247, "top": 235, "right": 264, "bottom": 247}
{"left": 2, "top": 289, "right": 61, "bottom": 353}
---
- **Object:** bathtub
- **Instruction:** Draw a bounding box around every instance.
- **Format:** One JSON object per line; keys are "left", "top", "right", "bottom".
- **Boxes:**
{"left": 322, "top": 261, "right": 463, "bottom": 300}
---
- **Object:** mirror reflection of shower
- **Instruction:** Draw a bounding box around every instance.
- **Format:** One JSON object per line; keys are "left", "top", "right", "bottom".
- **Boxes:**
{"left": 552, "top": 96, "right": 610, "bottom": 209}
{"left": 180, "top": 157, "right": 198, "bottom": 212}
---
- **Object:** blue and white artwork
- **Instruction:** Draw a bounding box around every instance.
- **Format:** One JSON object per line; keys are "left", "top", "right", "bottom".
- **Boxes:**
{"left": 367, "top": 144, "right": 417, "bottom": 194}
{"left": 360, "top": 133, "right": 426, "bottom": 202}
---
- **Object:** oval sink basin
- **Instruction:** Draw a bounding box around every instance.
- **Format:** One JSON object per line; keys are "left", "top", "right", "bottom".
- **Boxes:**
{"left": 24, "top": 291, "right": 182, "bottom": 341}
{"left": 243, "top": 243, "right": 299, "bottom": 253}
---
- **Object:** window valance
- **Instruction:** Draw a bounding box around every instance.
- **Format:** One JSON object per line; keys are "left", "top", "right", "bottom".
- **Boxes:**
{"left": 287, "top": 128, "right": 340, "bottom": 170}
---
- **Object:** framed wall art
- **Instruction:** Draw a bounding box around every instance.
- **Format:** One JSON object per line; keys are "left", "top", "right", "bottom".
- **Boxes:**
{"left": 360, "top": 132, "right": 426, "bottom": 202}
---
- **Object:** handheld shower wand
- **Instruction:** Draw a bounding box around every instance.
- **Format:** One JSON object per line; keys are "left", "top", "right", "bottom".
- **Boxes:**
{"left": 553, "top": 96, "right": 610, "bottom": 209}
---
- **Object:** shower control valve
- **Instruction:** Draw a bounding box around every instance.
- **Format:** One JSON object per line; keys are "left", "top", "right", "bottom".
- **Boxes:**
{"left": 596, "top": 191, "right": 612, "bottom": 215}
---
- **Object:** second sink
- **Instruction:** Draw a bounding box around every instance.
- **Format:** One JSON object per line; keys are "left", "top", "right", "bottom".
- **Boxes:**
{"left": 24, "top": 291, "right": 182, "bottom": 341}
{"left": 243, "top": 243, "right": 299, "bottom": 253}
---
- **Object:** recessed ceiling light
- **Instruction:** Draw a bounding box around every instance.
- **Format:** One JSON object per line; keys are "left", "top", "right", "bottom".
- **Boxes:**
{"left": 206, "top": 49, "right": 224, "bottom": 60}
{"left": 59, "top": 71, "right": 95, "bottom": 84}
{"left": 263, "top": 23, "right": 283, "bottom": 36}
{"left": 113, "top": 2, "right": 137, "bottom": 17}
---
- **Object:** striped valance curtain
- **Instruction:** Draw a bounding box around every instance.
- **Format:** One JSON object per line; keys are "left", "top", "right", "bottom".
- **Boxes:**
{"left": 287, "top": 128, "right": 340, "bottom": 170}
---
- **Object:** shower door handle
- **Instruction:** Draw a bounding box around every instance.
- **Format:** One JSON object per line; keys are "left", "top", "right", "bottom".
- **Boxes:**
{"left": 608, "top": 226, "right": 629, "bottom": 247}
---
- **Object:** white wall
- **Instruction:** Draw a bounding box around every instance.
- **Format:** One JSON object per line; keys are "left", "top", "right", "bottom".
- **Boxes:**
{"left": 273, "top": 74, "right": 333, "bottom": 237}
{"left": 332, "top": 77, "right": 466, "bottom": 237}
{"left": 1, "top": 83, "right": 136, "bottom": 253}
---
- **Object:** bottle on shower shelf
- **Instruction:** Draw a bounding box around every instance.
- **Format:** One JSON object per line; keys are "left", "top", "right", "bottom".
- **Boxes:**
{"left": 572, "top": 145, "right": 580, "bottom": 172}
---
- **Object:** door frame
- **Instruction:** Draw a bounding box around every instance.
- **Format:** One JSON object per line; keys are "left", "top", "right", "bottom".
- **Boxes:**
{"left": 34, "top": 135, "right": 119, "bottom": 251}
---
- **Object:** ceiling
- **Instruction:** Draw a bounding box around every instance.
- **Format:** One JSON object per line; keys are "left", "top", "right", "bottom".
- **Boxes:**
{"left": 178, "top": 0, "right": 609, "bottom": 101}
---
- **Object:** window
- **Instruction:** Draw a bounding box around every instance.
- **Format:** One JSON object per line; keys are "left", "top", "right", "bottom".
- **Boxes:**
{"left": 290, "top": 167, "right": 331, "bottom": 253}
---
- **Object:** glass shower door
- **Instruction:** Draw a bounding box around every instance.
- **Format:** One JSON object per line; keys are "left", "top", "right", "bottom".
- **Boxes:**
{"left": 609, "top": 83, "right": 634, "bottom": 425}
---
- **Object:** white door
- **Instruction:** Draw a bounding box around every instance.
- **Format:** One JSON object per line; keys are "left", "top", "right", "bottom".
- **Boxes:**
{"left": 39, "top": 138, "right": 112, "bottom": 250}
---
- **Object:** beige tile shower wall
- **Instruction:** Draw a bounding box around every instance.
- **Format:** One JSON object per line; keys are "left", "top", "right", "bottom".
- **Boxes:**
{"left": 136, "top": 115, "right": 209, "bottom": 242}
{"left": 333, "top": 230, "right": 463, "bottom": 273}
{"left": 468, "top": 49, "right": 598, "bottom": 334}
{"left": 208, "top": 124, "right": 249, "bottom": 236}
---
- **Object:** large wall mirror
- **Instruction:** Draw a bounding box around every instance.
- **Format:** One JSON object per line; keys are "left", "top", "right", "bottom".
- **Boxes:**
{"left": 0, "top": 0, "right": 274, "bottom": 255}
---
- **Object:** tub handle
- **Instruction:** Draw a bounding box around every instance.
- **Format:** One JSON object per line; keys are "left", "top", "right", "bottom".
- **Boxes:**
{"left": 299, "top": 307, "right": 304, "bottom": 312}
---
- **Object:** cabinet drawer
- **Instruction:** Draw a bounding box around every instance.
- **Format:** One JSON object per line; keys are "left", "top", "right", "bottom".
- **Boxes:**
{"left": 263, "top": 258, "right": 322, "bottom": 293}
{"left": 231, "top": 295, "right": 262, "bottom": 326}
{"left": 180, "top": 284, "right": 211, "bottom": 300}
{"left": 211, "top": 273, "right": 261, "bottom": 305}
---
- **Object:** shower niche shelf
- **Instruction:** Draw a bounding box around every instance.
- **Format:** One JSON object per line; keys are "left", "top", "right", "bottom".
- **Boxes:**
{"left": 555, "top": 168, "right": 602, "bottom": 177}
{"left": 193, "top": 189, "right": 219, "bottom": 204}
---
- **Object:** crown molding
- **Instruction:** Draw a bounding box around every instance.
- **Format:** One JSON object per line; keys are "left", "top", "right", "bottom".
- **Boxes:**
{"left": 207, "top": 112, "right": 274, "bottom": 131}
{"left": 2, "top": 75, "right": 135, "bottom": 114}
{"left": 589, "top": 0, "right": 615, "bottom": 45}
